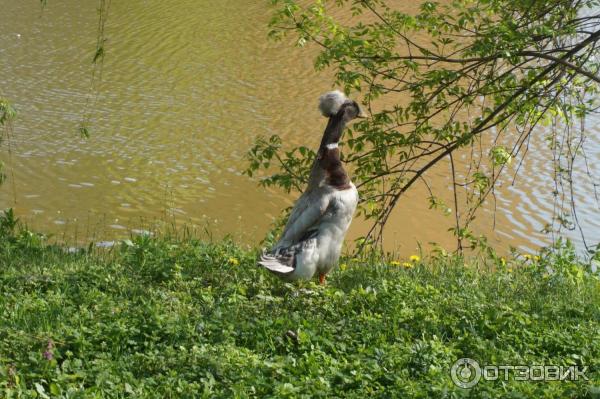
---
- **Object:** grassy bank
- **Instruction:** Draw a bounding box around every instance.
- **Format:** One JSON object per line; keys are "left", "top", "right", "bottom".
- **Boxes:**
{"left": 1, "top": 223, "right": 599, "bottom": 398}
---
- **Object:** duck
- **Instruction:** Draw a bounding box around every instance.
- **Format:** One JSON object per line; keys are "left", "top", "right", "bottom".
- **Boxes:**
{"left": 259, "top": 90, "right": 365, "bottom": 284}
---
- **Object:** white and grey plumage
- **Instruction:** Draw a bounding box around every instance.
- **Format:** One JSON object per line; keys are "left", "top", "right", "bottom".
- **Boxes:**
{"left": 259, "top": 91, "right": 365, "bottom": 284}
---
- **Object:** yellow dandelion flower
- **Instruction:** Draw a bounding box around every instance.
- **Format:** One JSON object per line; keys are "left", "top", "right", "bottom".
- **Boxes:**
{"left": 409, "top": 255, "right": 421, "bottom": 262}
{"left": 507, "top": 268, "right": 513, "bottom": 273}
{"left": 402, "top": 262, "right": 414, "bottom": 269}
{"left": 533, "top": 255, "right": 541, "bottom": 261}
{"left": 500, "top": 257, "right": 507, "bottom": 267}
{"left": 390, "top": 261, "right": 401, "bottom": 267}
{"left": 523, "top": 254, "right": 532, "bottom": 260}
{"left": 228, "top": 257, "right": 239, "bottom": 266}
{"left": 339, "top": 263, "right": 348, "bottom": 271}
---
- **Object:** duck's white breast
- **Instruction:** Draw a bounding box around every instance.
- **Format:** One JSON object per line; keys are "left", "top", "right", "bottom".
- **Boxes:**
{"left": 316, "top": 184, "right": 358, "bottom": 272}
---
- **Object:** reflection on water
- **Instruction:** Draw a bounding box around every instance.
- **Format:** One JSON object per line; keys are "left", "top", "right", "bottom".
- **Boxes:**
{"left": 0, "top": 0, "right": 599, "bottom": 253}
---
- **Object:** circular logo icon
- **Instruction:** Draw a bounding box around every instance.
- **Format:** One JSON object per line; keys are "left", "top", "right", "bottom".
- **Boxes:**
{"left": 451, "top": 358, "right": 481, "bottom": 388}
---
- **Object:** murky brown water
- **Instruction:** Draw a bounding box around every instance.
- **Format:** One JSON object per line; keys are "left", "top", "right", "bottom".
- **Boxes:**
{"left": 1, "top": 0, "right": 599, "bottom": 253}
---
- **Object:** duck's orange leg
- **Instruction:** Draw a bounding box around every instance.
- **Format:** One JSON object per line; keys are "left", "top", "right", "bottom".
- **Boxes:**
{"left": 319, "top": 273, "right": 326, "bottom": 285}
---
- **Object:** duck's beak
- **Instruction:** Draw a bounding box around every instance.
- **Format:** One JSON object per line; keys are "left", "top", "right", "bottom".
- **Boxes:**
{"left": 357, "top": 107, "right": 369, "bottom": 119}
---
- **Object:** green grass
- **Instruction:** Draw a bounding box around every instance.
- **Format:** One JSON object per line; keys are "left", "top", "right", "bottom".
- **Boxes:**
{"left": 0, "top": 225, "right": 599, "bottom": 398}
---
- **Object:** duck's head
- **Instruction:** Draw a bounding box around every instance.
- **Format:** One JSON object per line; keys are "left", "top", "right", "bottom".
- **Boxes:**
{"left": 318, "top": 90, "right": 367, "bottom": 122}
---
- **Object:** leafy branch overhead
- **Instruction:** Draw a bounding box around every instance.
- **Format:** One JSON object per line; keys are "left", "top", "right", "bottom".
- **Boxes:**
{"left": 246, "top": 0, "right": 600, "bottom": 251}
{"left": 0, "top": 99, "right": 17, "bottom": 186}
{"left": 1, "top": 0, "right": 111, "bottom": 190}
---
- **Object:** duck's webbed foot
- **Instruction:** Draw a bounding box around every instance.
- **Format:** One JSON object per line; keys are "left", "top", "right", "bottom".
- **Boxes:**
{"left": 318, "top": 273, "right": 326, "bottom": 285}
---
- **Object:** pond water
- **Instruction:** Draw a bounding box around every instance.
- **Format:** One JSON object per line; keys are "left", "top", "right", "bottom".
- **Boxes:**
{"left": 1, "top": 0, "right": 599, "bottom": 254}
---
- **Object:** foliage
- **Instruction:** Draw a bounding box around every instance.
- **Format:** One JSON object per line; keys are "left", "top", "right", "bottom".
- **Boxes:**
{"left": 1, "top": 216, "right": 599, "bottom": 397}
{"left": 0, "top": 98, "right": 17, "bottom": 186}
{"left": 246, "top": 0, "right": 600, "bottom": 252}
{"left": 0, "top": 99, "right": 17, "bottom": 127}
{"left": 78, "top": 0, "right": 111, "bottom": 138}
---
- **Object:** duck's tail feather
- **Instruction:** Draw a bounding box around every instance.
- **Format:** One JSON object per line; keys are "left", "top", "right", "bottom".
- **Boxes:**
{"left": 258, "top": 251, "right": 295, "bottom": 275}
{"left": 259, "top": 234, "right": 319, "bottom": 278}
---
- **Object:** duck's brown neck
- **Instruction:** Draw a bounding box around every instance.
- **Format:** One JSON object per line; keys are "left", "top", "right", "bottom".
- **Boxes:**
{"left": 318, "top": 113, "right": 345, "bottom": 151}
{"left": 309, "top": 112, "right": 351, "bottom": 189}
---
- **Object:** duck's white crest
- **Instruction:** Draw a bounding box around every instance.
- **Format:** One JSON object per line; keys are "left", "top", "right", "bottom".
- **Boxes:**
{"left": 318, "top": 90, "right": 347, "bottom": 117}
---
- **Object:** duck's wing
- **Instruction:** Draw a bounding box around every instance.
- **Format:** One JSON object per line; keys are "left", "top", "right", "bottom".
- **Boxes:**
{"left": 276, "top": 190, "right": 330, "bottom": 248}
